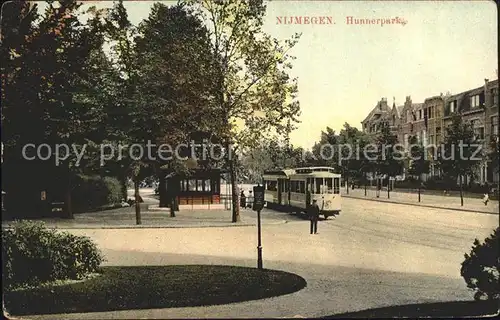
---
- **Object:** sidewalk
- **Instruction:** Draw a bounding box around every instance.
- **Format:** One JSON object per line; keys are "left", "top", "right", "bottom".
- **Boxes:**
{"left": 2, "top": 205, "right": 287, "bottom": 229}
{"left": 342, "top": 188, "right": 499, "bottom": 214}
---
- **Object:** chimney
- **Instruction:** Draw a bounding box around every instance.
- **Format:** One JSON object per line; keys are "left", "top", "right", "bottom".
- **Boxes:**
{"left": 484, "top": 79, "right": 489, "bottom": 106}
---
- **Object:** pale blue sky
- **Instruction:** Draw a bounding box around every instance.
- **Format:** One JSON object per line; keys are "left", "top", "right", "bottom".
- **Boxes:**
{"left": 36, "top": 1, "right": 498, "bottom": 149}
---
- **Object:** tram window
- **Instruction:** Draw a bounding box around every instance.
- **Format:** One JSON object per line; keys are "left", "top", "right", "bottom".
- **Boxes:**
{"left": 268, "top": 181, "right": 277, "bottom": 191}
{"left": 188, "top": 179, "right": 197, "bottom": 191}
{"left": 326, "top": 178, "right": 333, "bottom": 193}
{"left": 294, "top": 181, "right": 300, "bottom": 193}
{"left": 315, "top": 178, "right": 324, "bottom": 194}
{"left": 180, "top": 180, "right": 186, "bottom": 191}
{"left": 333, "top": 178, "right": 340, "bottom": 194}
{"left": 299, "top": 181, "right": 305, "bottom": 193}
{"left": 203, "top": 179, "right": 211, "bottom": 192}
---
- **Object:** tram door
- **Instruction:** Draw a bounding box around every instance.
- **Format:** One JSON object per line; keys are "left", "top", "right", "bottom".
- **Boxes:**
{"left": 277, "top": 179, "right": 283, "bottom": 205}
{"left": 306, "top": 178, "right": 312, "bottom": 206}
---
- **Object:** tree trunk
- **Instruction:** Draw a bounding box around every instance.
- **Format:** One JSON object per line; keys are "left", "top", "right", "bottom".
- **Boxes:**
{"left": 170, "top": 195, "right": 176, "bottom": 217}
{"left": 387, "top": 175, "right": 390, "bottom": 199}
{"left": 364, "top": 172, "right": 367, "bottom": 196}
{"left": 345, "top": 173, "right": 349, "bottom": 195}
{"left": 134, "top": 179, "right": 141, "bottom": 224}
{"left": 229, "top": 156, "right": 240, "bottom": 222}
{"left": 418, "top": 174, "right": 421, "bottom": 202}
{"left": 159, "top": 174, "right": 168, "bottom": 207}
{"left": 459, "top": 174, "right": 464, "bottom": 206}
{"left": 66, "top": 170, "right": 73, "bottom": 219}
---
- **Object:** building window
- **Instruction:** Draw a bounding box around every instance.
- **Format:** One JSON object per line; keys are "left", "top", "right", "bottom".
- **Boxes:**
{"left": 470, "top": 94, "right": 480, "bottom": 108}
{"left": 474, "top": 127, "right": 485, "bottom": 140}
{"left": 429, "top": 135, "right": 434, "bottom": 145}
{"left": 449, "top": 101, "right": 456, "bottom": 113}
{"left": 492, "top": 89, "right": 498, "bottom": 105}
{"left": 492, "top": 116, "right": 498, "bottom": 137}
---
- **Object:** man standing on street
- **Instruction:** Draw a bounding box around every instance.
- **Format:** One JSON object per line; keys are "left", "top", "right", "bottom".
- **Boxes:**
{"left": 309, "top": 199, "right": 320, "bottom": 234}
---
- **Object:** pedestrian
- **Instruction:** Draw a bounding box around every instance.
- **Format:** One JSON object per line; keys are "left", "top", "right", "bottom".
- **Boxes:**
{"left": 240, "top": 190, "right": 246, "bottom": 208}
{"left": 483, "top": 192, "right": 489, "bottom": 206}
{"left": 247, "top": 190, "right": 253, "bottom": 208}
{"left": 308, "top": 199, "right": 320, "bottom": 234}
{"left": 376, "top": 179, "right": 381, "bottom": 198}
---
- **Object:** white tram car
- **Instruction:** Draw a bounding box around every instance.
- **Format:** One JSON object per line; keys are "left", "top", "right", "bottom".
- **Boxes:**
{"left": 262, "top": 167, "right": 341, "bottom": 219}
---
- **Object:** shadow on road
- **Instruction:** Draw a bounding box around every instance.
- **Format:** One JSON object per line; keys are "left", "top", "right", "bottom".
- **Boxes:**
{"left": 324, "top": 300, "right": 499, "bottom": 318}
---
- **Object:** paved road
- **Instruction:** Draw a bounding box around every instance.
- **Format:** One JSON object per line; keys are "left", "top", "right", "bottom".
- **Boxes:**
{"left": 342, "top": 187, "right": 499, "bottom": 214}
{"left": 23, "top": 197, "right": 498, "bottom": 319}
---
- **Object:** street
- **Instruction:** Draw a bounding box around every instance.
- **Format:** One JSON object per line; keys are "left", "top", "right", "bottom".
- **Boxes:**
{"left": 27, "top": 197, "right": 499, "bottom": 319}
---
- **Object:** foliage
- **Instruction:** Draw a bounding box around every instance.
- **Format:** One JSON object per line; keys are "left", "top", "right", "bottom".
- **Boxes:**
{"left": 437, "top": 114, "right": 482, "bottom": 183}
{"left": 338, "top": 123, "right": 370, "bottom": 183}
{"left": 1, "top": 0, "right": 116, "bottom": 216}
{"left": 461, "top": 227, "right": 500, "bottom": 301}
{"left": 407, "top": 134, "right": 430, "bottom": 179}
{"left": 71, "top": 175, "right": 123, "bottom": 212}
{"left": 2, "top": 221, "right": 104, "bottom": 290}
{"left": 374, "top": 122, "right": 404, "bottom": 179}
{"left": 182, "top": 0, "right": 302, "bottom": 222}
{"left": 437, "top": 114, "right": 483, "bottom": 205}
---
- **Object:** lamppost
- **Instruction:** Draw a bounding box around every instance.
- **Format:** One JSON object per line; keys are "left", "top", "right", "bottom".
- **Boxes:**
{"left": 253, "top": 183, "right": 265, "bottom": 270}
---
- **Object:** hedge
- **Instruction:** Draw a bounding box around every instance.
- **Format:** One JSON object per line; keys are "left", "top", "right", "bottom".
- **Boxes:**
{"left": 461, "top": 228, "right": 500, "bottom": 301}
{"left": 2, "top": 221, "right": 104, "bottom": 290}
{"left": 72, "top": 175, "right": 123, "bottom": 212}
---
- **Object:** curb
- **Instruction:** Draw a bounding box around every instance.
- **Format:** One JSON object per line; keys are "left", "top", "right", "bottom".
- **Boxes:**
{"left": 343, "top": 195, "right": 498, "bottom": 215}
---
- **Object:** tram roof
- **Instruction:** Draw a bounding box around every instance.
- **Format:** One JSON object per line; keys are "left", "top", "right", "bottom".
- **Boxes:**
{"left": 294, "top": 167, "right": 338, "bottom": 174}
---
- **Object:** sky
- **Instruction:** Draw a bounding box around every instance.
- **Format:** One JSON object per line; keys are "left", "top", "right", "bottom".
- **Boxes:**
{"left": 34, "top": 0, "right": 498, "bottom": 149}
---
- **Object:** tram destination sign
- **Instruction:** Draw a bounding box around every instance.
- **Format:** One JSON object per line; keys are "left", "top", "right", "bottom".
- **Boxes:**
{"left": 253, "top": 185, "right": 265, "bottom": 211}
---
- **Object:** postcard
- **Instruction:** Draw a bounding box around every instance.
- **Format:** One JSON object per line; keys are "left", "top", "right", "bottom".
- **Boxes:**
{"left": 1, "top": 0, "right": 498, "bottom": 318}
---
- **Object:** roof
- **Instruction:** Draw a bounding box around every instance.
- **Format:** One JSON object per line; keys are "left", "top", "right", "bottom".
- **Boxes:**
{"left": 263, "top": 169, "right": 294, "bottom": 176}
{"left": 396, "top": 105, "right": 404, "bottom": 117}
{"left": 362, "top": 100, "right": 391, "bottom": 124}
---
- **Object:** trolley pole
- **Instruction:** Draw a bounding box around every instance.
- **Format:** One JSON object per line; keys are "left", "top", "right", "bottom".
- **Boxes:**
{"left": 253, "top": 184, "right": 265, "bottom": 270}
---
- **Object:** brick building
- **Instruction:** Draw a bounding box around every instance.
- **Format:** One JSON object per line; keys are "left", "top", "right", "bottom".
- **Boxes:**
{"left": 442, "top": 78, "right": 499, "bottom": 185}
{"left": 361, "top": 78, "right": 499, "bottom": 186}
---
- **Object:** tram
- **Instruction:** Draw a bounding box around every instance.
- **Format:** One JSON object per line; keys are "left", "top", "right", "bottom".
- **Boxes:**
{"left": 262, "top": 167, "right": 341, "bottom": 219}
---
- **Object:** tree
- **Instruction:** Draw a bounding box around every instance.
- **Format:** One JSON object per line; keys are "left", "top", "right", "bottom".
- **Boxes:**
{"left": 2, "top": 0, "right": 110, "bottom": 218}
{"left": 133, "top": 2, "right": 223, "bottom": 217}
{"left": 357, "top": 134, "right": 375, "bottom": 196}
{"left": 374, "top": 122, "right": 404, "bottom": 199}
{"left": 338, "top": 123, "right": 366, "bottom": 194}
{"left": 311, "top": 127, "right": 337, "bottom": 168}
{"left": 407, "top": 135, "right": 430, "bottom": 202}
{"left": 487, "top": 137, "right": 499, "bottom": 197}
{"left": 437, "top": 114, "right": 482, "bottom": 206}
{"left": 183, "top": 0, "right": 301, "bottom": 222}
{"left": 461, "top": 227, "right": 499, "bottom": 301}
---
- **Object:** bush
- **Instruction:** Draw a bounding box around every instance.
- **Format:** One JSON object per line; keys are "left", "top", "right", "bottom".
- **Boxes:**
{"left": 72, "top": 175, "right": 123, "bottom": 212}
{"left": 2, "top": 221, "right": 104, "bottom": 290}
{"left": 460, "top": 227, "right": 500, "bottom": 301}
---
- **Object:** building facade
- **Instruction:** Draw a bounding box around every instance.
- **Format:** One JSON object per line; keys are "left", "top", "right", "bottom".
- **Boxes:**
{"left": 361, "top": 78, "right": 499, "bottom": 185}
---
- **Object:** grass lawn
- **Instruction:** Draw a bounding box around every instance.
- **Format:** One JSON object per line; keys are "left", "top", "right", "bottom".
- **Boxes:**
{"left": 4, "top": 265, "right": 307, "bottom": 315}
{"left": 326, "top": 300, "right": 500, "bottom": 318}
